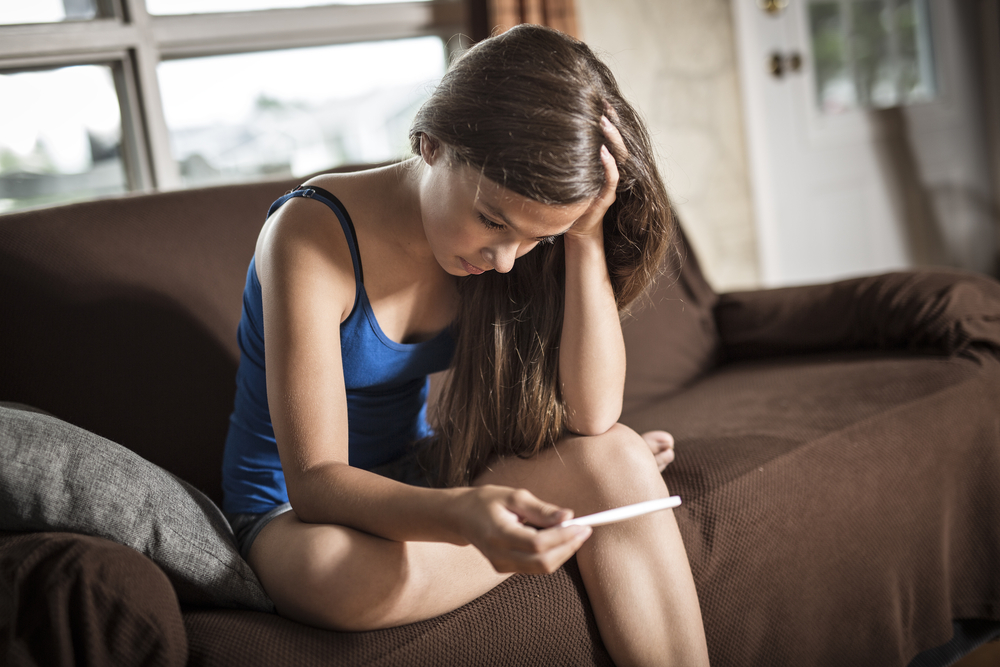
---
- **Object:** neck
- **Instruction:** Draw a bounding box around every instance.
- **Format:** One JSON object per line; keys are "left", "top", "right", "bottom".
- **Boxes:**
{"left": 380, "top": 157, "right": 438, "bottom": 266}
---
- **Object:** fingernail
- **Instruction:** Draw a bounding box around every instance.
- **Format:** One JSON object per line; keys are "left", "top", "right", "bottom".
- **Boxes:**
{"left": 600, "top": 115, "right": 611, "bottom": 128}
{"left": 601, "top": 145, "right": 611, "bottom": 158}
{"left": 575, "top": 526, "right": 592, "bottom": 539}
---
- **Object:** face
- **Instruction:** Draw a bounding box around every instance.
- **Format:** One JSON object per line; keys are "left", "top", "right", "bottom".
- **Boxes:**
{"left": 419, "top": 138, "right": 592, "bottom": 276}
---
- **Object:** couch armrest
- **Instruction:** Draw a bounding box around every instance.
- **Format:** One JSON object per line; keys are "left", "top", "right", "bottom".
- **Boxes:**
{"left": 714, "top": 269, "right": 1000, "bottom": 361}
{"left": 0, "top": 531, "right": 188, "bottom": 667}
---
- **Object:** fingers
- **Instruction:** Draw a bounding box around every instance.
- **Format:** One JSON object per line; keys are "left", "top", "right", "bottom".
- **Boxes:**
{"left": 564, "top": 113, "right": 625, "bottom": 238}
{"left": 475, "top": 487, "right": 593, "bottom": 574}
{"left": 598, "top": 117, "right": 622, "bottom": 200}
{"left": 490, "top": 524, "right": 593, "bottom": 574}
{"left": 506, "top": 487, "right": 571, "bottom": 529}
{"left": 600, "top": 114, "right": 628, "bottom": 162}
{"left": 513, "top": 525, "right": 592, "bottom": 574}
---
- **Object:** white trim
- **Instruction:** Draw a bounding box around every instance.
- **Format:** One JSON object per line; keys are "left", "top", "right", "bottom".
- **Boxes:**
{"left": 731, "top": 0, "right": 782, "bottom": 286}
{"left": 123, "top": 0, "right": 179, "bottom": 188}
{"left": 152, "top": 3, "right": 466, "bottom": 59}
{"left": 114, "top": 52, "right": 156, "bottom": 190}
{"left": 0, "top": 20, "right": 141, "bottom": 60}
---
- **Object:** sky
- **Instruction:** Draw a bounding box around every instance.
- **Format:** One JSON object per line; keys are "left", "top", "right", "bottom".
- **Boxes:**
{"left": 157, "top": 38, "right": 444, "bottom": 129}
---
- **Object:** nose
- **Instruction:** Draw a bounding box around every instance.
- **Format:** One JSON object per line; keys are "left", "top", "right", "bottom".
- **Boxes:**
{"left": 482, "top": 243, "right": 517, "bottom": 274}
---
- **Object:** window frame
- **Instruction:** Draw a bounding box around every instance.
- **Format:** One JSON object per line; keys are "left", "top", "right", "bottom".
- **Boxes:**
{"left": 0, "top": 0, "right": 468, "bottom": 194}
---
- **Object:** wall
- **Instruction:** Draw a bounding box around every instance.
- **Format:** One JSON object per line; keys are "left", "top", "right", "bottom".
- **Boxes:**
{"left": 576, "top": 0, "right": 760, "bottom": 291}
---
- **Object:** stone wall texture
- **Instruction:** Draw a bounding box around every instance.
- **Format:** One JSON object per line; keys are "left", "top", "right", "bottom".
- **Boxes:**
{"left": 577, "top": 0, "right": 760, "bottom": 290}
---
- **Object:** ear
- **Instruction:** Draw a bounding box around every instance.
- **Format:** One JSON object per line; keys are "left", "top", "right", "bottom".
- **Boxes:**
{"left": 419, "top": 133, "right": 443, "bottom": 166}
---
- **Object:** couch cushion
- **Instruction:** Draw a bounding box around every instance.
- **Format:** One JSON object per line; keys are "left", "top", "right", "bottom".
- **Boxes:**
{"left": 0, "top": 177, "right": 299, "bottom": 504}
{"left": 0, "top": 403, "right": 272, "bottom": 612}
{"left": 623, "top": 351, "right": 1000, "bottom": 666}
{"left": 0, "top": 531, "right": 188, "bottom": 667}
{"left": 621, "top": 227, "right": 720, "bottom": 420}
{"left": 714, "top": 269, "right": 1000, "bottom": 362}
{"left": 183, "top": 558, "right": 613, "bottom": 667}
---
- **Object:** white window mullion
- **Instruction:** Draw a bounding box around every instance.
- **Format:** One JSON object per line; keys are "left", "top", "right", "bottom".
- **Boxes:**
{"left": 151, "top": 2, "right": 466, "bottom": 60}
{"left": 113, "top": 51, "right": 155, "bottom": 191}
{"left": 0, "top": 19, "right": 139, "bottom": 62}
{"left": 122, "top": 0, "right": 180, "bottom": 189}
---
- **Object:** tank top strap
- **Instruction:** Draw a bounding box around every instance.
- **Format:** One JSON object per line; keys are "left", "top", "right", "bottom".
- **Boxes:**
{"left": 266, "top": 185, "right": 365, "bottom": 290}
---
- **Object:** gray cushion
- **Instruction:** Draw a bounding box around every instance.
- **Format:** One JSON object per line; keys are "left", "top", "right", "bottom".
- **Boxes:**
{"left": 0, "top": 403, "right": 273, "bottom": 612}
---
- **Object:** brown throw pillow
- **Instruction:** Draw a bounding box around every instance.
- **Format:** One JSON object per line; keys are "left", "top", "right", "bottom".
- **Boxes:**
{"left": 0, "top": 531, "right": 188, "bottom": 667}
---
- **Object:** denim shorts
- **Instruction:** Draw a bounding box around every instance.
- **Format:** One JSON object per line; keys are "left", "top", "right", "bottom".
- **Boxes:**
{"left": 225, "top": 444, "right": 436, "bottom": 560}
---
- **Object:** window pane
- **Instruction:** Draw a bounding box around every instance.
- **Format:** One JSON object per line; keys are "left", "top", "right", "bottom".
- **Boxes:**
{"left": 0, "top": 65, "right": 127, "bottom": 213}
{"left": 157, "top": 38, "right": 446, "bottom": 188}
{"left": 145, "top": 0, "right": 429, "bottom": 16}
{"left": 0, "top": 0, "right": 97, "bottom": 25}
{"left": 809, "top": 1, "right": 856, "bottom": 113}
{"left": 808, "top": 0, "right": 935, "bottom": 114}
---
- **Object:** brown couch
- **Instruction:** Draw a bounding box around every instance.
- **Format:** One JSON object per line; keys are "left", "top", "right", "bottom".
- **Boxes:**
{"left": 2, "top": 176, "right": 1000, "bottom": 666}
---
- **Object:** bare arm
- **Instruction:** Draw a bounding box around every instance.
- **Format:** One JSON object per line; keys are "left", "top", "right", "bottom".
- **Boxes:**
{"left": 559, "top": 117, "right": 629, "bottom": 435}
{"left": 257, "top": 196, "right": 589, "bottom": 573}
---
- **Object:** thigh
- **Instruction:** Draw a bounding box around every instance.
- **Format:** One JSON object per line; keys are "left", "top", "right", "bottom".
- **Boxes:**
{"left": 247, "top": 509, "right": 509, "bottom": 632}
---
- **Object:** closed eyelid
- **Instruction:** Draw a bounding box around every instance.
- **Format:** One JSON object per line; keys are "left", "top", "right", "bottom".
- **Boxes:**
{"left": 477, "top": 212, "right": 506, "bottom": 230}
{"left": 478, "top": 208, "right": 568, "bottom": 242}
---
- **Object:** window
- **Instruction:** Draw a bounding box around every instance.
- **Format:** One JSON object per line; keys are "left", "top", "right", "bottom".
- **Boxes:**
{"left": 0, "top": 65, "right": 127, "bottom": 212}
{"left": 807, "top": 0, "right": 935, "bottom": 114}
{"left": 0, "top": 0, "right": 99, "bottom": 26}
{"left": 0, "top": 0, "right": 467, "bottom": 212}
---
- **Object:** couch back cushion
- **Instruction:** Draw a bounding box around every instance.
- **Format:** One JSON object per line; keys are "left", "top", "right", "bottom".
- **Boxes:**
{"left": 1, "top": 182, "right": 720, "bottom": 503}
{"left": 0, "top": 178, "right": 300, "bottom": 504}
{"left": 620, "top": 228, "right": 721, "bottom": 423}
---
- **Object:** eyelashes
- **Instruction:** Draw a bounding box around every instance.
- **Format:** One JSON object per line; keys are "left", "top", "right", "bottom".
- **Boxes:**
{"left": 477, "top": 213, "right": 504, "bottom": 231}
{"left": 478, "top": 213, "right": 558, "bottom": 245}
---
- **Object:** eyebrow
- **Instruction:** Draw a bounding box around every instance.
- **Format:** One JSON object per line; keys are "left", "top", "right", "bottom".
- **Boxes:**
{"left": 481, "top": 201, "right": 573, "bottom": 240}
{"left": 481, "top": 201, "right": 516, "bottom": 230}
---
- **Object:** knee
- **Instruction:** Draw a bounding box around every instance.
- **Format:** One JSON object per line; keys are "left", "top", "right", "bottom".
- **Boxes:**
{"left": 583, "top": 422, "right": 657, "bottom": 470}
{"left": 564, "top": 423, "right": 666, "bottom": 503}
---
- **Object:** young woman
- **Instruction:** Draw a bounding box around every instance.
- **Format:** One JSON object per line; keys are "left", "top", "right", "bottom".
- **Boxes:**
{"left": 221, "top": 24, "right": 710, "bottom": 667}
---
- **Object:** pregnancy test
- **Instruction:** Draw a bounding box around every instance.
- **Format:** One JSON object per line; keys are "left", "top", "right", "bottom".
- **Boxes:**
{"left": 558, "top": 496, "right": 682, "bottom": 528}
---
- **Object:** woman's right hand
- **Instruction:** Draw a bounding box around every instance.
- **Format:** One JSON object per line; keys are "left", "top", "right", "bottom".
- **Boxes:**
{"left": 452, "top": 485, "right": 592, "bottom": 574}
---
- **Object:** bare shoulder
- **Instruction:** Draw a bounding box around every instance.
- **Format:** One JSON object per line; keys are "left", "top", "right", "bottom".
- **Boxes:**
{"left": 301, "top": 164, "right": 406, "bottom": 227}
{"left": 255, "top": 176, "right": 362, "bottom": 324}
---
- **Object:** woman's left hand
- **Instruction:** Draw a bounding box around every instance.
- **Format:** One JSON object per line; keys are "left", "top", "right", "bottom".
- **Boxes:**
{"left": 565, "top": 114, "right": 628, "bottom": 241}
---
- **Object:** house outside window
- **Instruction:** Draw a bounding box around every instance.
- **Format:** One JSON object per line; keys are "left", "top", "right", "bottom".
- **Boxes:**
{"left": 0, "top": 0, "right": 468, "bottom": 213}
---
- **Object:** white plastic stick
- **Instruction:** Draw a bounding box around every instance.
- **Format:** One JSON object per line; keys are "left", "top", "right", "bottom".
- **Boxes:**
{"left": 558, "top": 496, "right": 682, "bottom": 528}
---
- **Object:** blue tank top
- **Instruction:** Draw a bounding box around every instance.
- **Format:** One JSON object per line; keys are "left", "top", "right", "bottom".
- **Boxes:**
{"left": 221, "top": 186, "right": 455, "bottom": 514}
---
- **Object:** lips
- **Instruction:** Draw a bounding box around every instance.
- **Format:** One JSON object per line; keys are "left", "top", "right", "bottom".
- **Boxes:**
{"left": 460, "top": 258, "right": 486, "bottom": 275}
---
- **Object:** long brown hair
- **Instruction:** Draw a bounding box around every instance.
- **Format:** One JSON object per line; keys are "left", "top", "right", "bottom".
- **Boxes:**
{"left": 410, "top": 24, "right": 676, "bottom": 487}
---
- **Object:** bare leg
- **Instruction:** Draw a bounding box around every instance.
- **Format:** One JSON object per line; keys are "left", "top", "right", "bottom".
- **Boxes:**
{"left": 477, "top": 424, "right": 708, "bottom": 667}
{"left": 247, "top": 424, "right": 707, "bottom": 665}
{"left": 247, "top": 511, "right": 509, "bottom": 631}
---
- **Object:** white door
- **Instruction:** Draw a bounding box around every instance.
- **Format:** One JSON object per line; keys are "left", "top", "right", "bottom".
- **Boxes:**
{"left": 732, "top": 0, "right": 995, "bottom": 287}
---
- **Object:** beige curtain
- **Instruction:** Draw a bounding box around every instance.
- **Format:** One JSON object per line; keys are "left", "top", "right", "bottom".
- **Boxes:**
{"left": 487, "top": 0, "right": 578, "bottom": 38}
